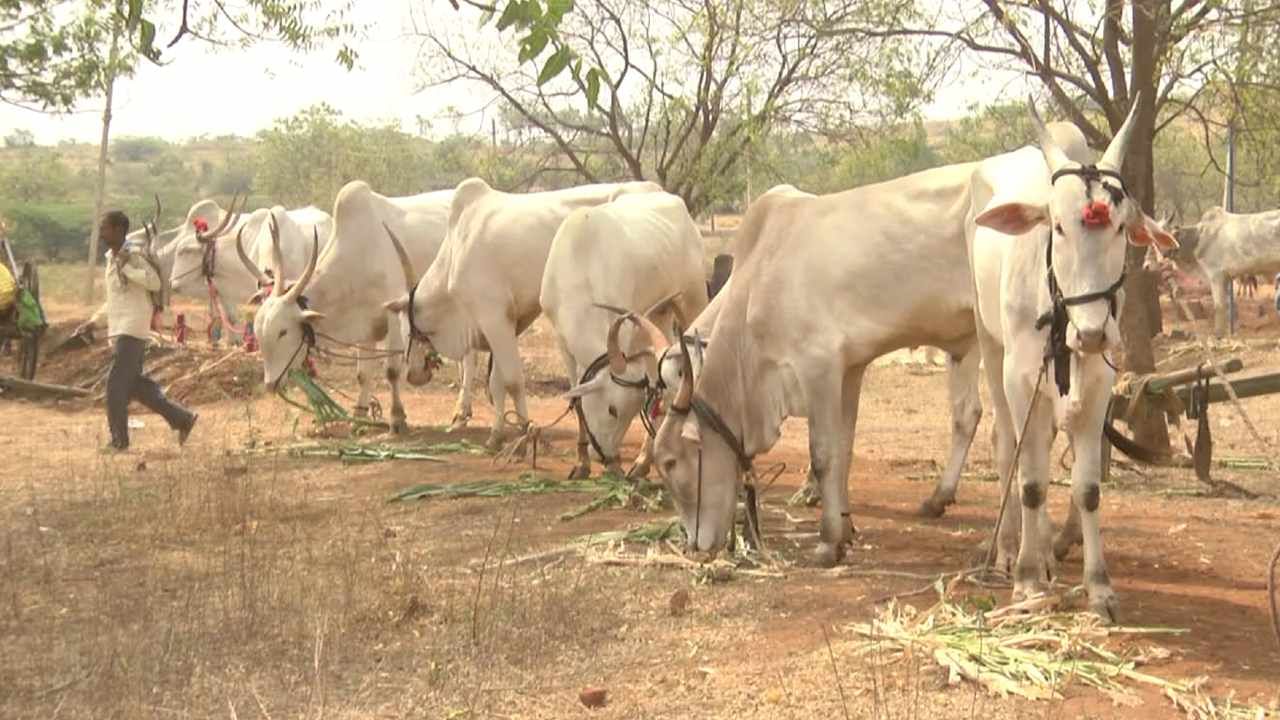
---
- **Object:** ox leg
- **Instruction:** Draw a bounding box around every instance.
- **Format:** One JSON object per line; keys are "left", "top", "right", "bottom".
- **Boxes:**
{"left": 1069, "top": 389, "right": 1119, "bottom": 622}
{"left": 478, "top": 319, "right": 527, "bottom": 451}
{"left": 559, "top": 347, "right": 592, "bottom": 479}
{"left": 1208, "top": 272, "right": 1229, "bottom": 337}
{"left": 811, "top": 364, "right": 864, "bottom": 567}
{"left": 449, "top": 351, "right": 477, "bottom": 433}
{"left": 920, "top": 344, "right": 983, "bottom": 517}
{"left": 1007, "top": 374, "right": 1056, "bottom": 601}
{"left": 385, "top": 329, "right": 408, "bottom": 435}
{"left": 353, "top": 350, "right": 375, "bottom": 418}
{"left": 983, "top": 346, "right": 1020, "bottom": 572}
{"left": 627, "top": 434, "right": 654, "bottom": 480}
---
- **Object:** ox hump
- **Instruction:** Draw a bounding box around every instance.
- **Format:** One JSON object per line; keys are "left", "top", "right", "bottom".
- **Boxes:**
{"left": 448, "top": 177, "right": 494, "bottom": 228}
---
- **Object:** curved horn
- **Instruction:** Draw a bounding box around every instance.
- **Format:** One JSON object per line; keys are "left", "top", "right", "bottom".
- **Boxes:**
{"left": 1099, "top": 92, "right": 1141, "bottom": 172}
{"left": 235, "top": 225, "right": 270, "bottom": 285}
{"left": 282, "top": 228, "right": 319, "bottom": 303}
{"left": 198, "top": 192, "right": 242, "bottom": 243}
{"left": 268, "top": 215, "right": 286, "bottom": 297}
{"left": 1027, "top": 96, "right": 1070, "bottom": 173}
{"left": 606, "top": 313, "right": 633, "bottom": 375}
{"left": 383, "top": 222, "right": 418, "bottom": 293}
{"left": 673, "top": 329, "right": 694, "bottom": 411}
{"left": 151, "top": 194, "right": 162, "bottom": 229}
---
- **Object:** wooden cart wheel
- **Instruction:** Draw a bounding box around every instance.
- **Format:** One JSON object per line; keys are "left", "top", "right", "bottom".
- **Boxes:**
{"left": 19, "top": 261, "right": 40, "bottom": 380}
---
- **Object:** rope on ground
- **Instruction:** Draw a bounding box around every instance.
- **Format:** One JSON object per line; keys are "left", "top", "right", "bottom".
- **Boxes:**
{"left": 492, "top": 406, "right": 576, "bottom": 469}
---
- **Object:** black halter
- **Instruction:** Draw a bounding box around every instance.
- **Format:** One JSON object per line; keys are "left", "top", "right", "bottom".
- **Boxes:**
{"left": 668, "top": 389, "right": 759, "bottom": 551}
{"left": 572, "top": 350, "right": 659, "bottom": 466}
{"left": 272, "top": 294, "right": 317, "bottom": 390}
{"left": 1035, "top": 164, "right": 1128, "bottom": 397}
{"left": 200, "top": 240, "right": 217, "bottom": 281}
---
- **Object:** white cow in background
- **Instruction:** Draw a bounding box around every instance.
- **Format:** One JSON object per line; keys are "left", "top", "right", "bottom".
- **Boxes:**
{"left": 968, "top": 98, "right": 1175, "bottom": 621}
{"left": 239, "top": 181, "right": 454, "bottom": 433}
{"left": 170, "top": 201, "right": 334, "bottom": 325}
{"left": 540, "top": 191, "right": 709, "bottom": 478}
{"left": 384, "top": 178, "right": 662, "bottom": 449}
{"left": 1165, "top": 206, "right": 1280, "bottom": 335}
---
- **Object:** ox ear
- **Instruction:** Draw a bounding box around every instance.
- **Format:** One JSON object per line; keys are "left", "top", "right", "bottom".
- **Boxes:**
{"left": 975, "top": 202, "right": 1049, "bottom": 236}
{"left": 564, "top": 373, "right": 610, "bottom": 400}
{"left": 680, "top": 415, "right": 702, "bottom": 445}
{"left": 301, "top": 310, "right": 326, "bottom": 323}
{"left": 1127, "top": 212, "right": 1178, "bottom": 250}
{"left": 384, "top": 295, "right": 410, "bottom": 314}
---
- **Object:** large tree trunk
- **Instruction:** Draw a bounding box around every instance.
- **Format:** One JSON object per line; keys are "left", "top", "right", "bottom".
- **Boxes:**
{"left": 83, "top": 25, "right": 122, "bottom": 304}
{"left": 1117, "top": 0, "right": 1171, "bottom": 453}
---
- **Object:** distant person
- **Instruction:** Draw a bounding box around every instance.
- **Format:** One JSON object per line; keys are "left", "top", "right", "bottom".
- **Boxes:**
{"left": 79, "top": 210, "right": 197, "bottom": 452}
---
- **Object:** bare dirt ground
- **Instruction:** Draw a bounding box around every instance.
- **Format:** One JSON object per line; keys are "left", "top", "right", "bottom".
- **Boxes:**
{"left": 2, "top": 278, "right": 1279, "bottom": 719}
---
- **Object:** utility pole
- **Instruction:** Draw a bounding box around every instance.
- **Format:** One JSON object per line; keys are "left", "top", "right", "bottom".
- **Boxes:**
{"left": 84, "top": 22, "right": 123, "bottom": 304}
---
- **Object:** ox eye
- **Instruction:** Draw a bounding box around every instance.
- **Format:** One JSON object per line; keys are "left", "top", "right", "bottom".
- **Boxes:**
{"left": 661, "top": 458, "right": 677, "bottom": 477}
{"left": 1054, "top": 223, "right": 1065, "bottom": 235}
{"left": 608, "top": 405, "right": 618, "bottom": 418}
{"left": 278, "top": 329, "right": 287, "bottom": 339}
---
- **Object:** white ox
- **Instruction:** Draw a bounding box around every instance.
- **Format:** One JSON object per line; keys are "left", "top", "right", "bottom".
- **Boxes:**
{"left": 171, "top": 201, "right": 334, "bottom": 326}
{"left": 968, "top": 99, "right": 1175, "bottom": 620}
{"left": 385, "top": 178, "right": 662, "bottom": 449}
{"left": 238, "top": 181, "right": 455, "bottom": 433}
{"left": 648, "top": 163, "right": 992, "bottom": 566}
{"left": 540, "top": 191, "right": 710, "bottom": 478}
{"left": 1166, "top": 206, "right": 1280, "bottom": 335}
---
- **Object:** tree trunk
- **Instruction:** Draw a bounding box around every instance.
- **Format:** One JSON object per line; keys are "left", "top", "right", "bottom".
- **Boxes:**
{"left": 1117, "top": 0, "right": 1171, "bottom": 453}
{"left": 84, "top": 25, "right": 122, "bottom": 304}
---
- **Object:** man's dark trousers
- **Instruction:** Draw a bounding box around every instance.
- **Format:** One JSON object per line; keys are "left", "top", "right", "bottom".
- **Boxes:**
{"left": 106, "top": 335, "right": 194, "bottom": 449}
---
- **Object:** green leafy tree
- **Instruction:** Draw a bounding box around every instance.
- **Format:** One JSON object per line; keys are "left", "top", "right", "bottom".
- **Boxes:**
{"left": 0, "top": 149, "right": 73, "bottom": 202}
{"left": 3, "top": 129, "right": 35, "bottom": 148}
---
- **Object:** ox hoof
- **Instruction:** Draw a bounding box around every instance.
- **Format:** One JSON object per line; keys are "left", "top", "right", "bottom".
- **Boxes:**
{"left": 811, "top": 542, "right": 846, "bottom": 568}
{"left": 567, "top": 465, "right": 591, "bottom": 480}
{"left": 447, "top": 414, "right": 471, "bottom": 433}
{"left": 1088, "top": 589, "right": 1119, "bottom": 625}
{"left": 390, "top": 418, "right": 409, "bottom": 435}
{"left": 353, "top": 405, "right": 370, "bottom": 419}
{"left": 918, "top": 495, "right": 952, "bottom": 518}
{"left": 484, "top": 434, "right": 504, "bottom": 452}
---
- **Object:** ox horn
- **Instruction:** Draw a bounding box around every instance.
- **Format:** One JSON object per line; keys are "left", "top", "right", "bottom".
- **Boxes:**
{"left": 672, "top": 328, "right": 694, "bottom": 412}
{"left": 198, "top": 192, "right": 243, "bottom": 243}
{"left": 1099, "top": 92, "right": 1142, "bottom": 172}
{"left": 383, "top": 222, "right": 418, "bottom": 293}
{"left": 282, "top": 228, "right": 319, "bottom": 303}
{"left": 235, "top": 225, "right": 270, "bottom": 286}
{"left": 604, "top": 312, "right": 671, "bottom": 376}
{"left": 268, "top": 215, "right": 287, "bottom": 297}
{"left": 1026, "top": 96, "right": 1070, "bottom": 174}
{"left": 150, "top": 194, "right": 162, "bottom": 229}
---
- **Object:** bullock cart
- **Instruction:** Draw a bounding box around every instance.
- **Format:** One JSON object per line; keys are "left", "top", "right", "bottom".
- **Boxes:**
{"left": 0, "top": 234, "right": 46, "bottom": 381}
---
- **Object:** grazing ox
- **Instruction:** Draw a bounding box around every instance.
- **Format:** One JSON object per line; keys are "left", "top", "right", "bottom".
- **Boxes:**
{"left": 238, "top": 181, "right": 454, "bottom": 433}
{"left": 384, "top": 178, "right": 662, "bottom": 449}
{"left": 647, "top": 160, "right": 993, "bottom": 566}
{"left": 968, "top": 98, "right": 1175, "bottom": 620}
{"left": 1166, "top": 206, "right": 1280, "bottom": 335}
{"left": 540, "top": 191, "right": 709, "bottom": 478}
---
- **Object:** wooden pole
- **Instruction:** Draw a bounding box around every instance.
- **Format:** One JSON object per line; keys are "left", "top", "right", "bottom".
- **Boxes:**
{"left": 84, "top": 22, "right": 123, "bottom": 304}
{"left": 1177, "top": 371, "right": 1280, "bottom": 410}
{"left": 1223, "top": 122, "right": 1237, "bottom": 334}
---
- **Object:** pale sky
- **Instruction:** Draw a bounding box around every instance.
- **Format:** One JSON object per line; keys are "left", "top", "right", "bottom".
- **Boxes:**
{"left": 0, "top": 2, "right": 1011, "bottom": 146}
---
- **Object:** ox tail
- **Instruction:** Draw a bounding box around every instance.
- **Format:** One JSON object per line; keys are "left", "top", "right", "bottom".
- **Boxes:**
{"left": 1102, "top": 421, "right": 1166, "bottom": 464}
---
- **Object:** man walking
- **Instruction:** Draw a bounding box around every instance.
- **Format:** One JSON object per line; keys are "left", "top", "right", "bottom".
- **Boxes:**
{"left": 86, "top": 210, "right": 197, "bottom": 452}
